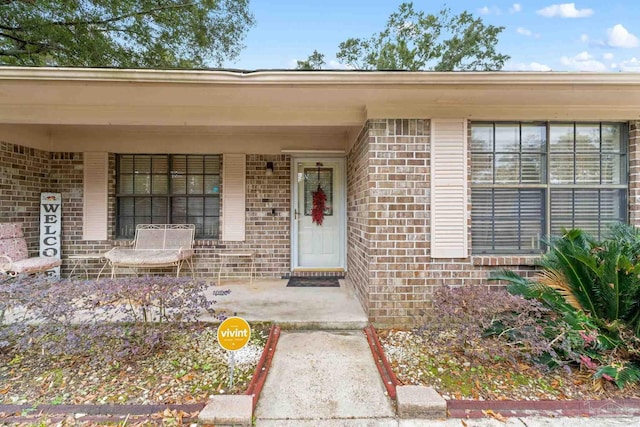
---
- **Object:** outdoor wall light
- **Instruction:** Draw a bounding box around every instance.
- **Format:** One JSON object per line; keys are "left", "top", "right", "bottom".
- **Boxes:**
{"left": 266, "top": 161, "right": 274, "bottom": 176}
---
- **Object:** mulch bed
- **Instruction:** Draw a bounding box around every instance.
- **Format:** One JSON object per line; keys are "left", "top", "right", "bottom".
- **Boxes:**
{"left": 379, "top": 328, "right": 640, "bottom": 402}
{"left": 0, "top": 324, "right": 269, "bottom": 407}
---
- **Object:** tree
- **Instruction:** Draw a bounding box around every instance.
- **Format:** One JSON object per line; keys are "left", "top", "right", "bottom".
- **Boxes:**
{"left": 296, "top": 50, "right": 325, "bottom": 70}
{"left": 336, "top": 2, "right": 509, "bottom": 71}
{"left": 0, "top": 0, "right": 254, "bottom": 68}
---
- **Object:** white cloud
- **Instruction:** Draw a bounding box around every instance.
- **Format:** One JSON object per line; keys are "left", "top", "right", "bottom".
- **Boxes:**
{"left": 478, "top": 6, "right": 503, "bottom": 15}
{"left": 517, "top": 27, "right": 532, "bottom": 36}
{"left": 616, "top": 57, "right": 640, "bottom": 71}
{"left": 505, "top": 61, "right": 552, "bottom": 71}
{"left": 509, "top": 3, "right": 522, "bottom": 13}
{"left": 603, "top": 52, "right": 614, "bottom": 60}
{"left": 517, "top": 27, "right": 540, "bottom": 38}
{"left": 537, "top": 3, "right": 594, "bottom": 18}
{"left": 574, "top": 51, "right": 591, "bottom": 61}
{"left": 560, "top": 51, "right": 607, "bottom": 71}
{"left": 580, "top": 33, "right": 589, "bottom": 43}
{"left": 607, "top": 24, "right": 639, "bottom": 48}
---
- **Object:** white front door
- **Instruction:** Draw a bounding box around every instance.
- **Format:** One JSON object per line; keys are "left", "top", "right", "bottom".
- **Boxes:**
{"left": 292, "top": 158, "right": 345, "bottom": 269}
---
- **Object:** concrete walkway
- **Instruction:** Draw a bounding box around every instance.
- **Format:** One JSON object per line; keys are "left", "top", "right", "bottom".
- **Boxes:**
{"left": 199, "top": 279, "right": 640, "bottom": 427}
{"left": 255, "top": 330, "right": 395, "bottom": 425}
{"left": 253, "top": 417, "right": 640, "bottom": 426}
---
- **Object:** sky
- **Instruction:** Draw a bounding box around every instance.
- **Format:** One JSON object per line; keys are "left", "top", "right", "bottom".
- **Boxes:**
{"left": 224, "top": 1, "right": 640, "bottom": 72}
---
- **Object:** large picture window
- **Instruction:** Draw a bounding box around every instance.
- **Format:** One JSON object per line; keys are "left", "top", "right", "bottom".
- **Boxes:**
{"left": 471, "top": 122, "right": 627, "bottom": 254}
{"left": 116, "top": 154, "right": 221, "bottom": 239}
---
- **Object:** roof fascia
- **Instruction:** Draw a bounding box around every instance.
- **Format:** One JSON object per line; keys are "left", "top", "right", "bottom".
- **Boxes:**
{"left": 1, "top": 67, "right": 640, "bottom": 87}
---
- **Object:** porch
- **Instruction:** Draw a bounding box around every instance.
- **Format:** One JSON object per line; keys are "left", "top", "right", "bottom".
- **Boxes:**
{"left": 202, "top": 278, "right": 368, "bottom": 330}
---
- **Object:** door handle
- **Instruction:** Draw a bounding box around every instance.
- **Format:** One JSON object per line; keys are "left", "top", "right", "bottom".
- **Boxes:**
{"left": 294, "top": 209, "right": 299, "bottom": 220}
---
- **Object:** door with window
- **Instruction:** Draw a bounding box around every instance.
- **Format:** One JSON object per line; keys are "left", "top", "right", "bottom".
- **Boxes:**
{"left": 292, "top": 159, "right": 345, "bottom": 269}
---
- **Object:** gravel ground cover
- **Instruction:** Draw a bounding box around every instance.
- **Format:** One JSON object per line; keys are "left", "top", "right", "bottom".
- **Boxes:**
{"left": 0, "top": 323, "right": 269, "bottom": 406}
{"left": 380, "top": 328, "right": 640, "bottom": 401}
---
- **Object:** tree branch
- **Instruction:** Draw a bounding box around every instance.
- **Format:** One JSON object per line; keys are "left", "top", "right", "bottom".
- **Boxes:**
{"left": 50, "top": 2, "right": 197, "bottom": 28}
{"left": 0, "top": 0, "right": 36, "bottom": 5}
{"left": 0, "top": 31, "right": 51, "bottom": 50}
{"left": 0, "top": 23, "right": 20, "bottom": 31}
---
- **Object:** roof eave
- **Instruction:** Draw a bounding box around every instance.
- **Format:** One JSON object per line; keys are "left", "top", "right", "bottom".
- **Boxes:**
{"left": 1, "top": 66, "right": 640, "bottom": 86}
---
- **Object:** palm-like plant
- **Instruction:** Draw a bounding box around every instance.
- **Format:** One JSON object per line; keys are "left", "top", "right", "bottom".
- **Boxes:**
{"left": 492, "top": 225, "right": 640, "bottom": 388}
{"left": 494, "top": 225, "right": 640, "bottom": 337}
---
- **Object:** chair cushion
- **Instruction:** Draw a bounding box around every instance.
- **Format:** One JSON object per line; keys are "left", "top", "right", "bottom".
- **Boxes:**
{"left": 0, "top": 237, "right": 28, "bottom": 261}
{"left": 7, "top": 256, "right": 61, "bottom": 275}
{"left": 105, "top": 248, "right": 194, "bottom": 266}
{"left": 0, "top": 223, "right": 23, "bottom": 239}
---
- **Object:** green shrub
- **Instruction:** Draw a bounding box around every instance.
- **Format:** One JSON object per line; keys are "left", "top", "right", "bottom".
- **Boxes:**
{"left": 491, "top": 224, "right": 640, "bottom": 389}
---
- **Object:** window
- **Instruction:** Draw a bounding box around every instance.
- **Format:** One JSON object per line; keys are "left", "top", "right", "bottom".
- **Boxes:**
{"left": 471, "top": 122, "right": 627, "bottom": 254}
{"left": 303, "top": 167, "right": 333, "bottom": 216}
{"left": 116, "top": 154, "right": 221, "bottom": 239}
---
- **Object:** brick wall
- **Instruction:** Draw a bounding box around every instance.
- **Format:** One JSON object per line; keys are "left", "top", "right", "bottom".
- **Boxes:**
{"left": 48, "top": 152, "right": 117, "bottom": 277}
{"left": 101, "top": 153, "right": 292, "bottom": 278}
{"left": 211, "top": 154, "right": 291, "bottom": 278}
{"left": 366, "top": 119, "right": 432, "bottom": 325}
{"left": 349, "top": 120, "right": 541, "bottom": 326}
{"left": 346, "top": 124, "right": 372, "bottom": 312}
{"left": 1, "top": 142, "right": 292, "bottom": 279}
{"left": 0, "top": 142, "right": 50, "bottom": 253}
{"left": 5, "top": 119, "right": 639, "bottom": 323}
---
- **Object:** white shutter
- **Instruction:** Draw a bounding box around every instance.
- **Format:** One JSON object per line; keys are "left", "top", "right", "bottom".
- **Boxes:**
{"left": 222, "top": 154, "right": 246, "bottom": 241}
{"left": 431, "top": 119, "right": 468, "bottom": 258}
{"left": 83, "top": 152, "right": 108, "bottom": 241}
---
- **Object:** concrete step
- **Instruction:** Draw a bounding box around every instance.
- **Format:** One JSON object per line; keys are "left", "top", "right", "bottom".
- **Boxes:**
{"left": 256, "top": 419, "right": 398, "bottom": 426}
{"left": 254, "top": 330, "right": 395, "bottom": 421}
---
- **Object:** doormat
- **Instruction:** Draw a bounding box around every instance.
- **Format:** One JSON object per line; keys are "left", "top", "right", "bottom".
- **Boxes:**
{"left": 286, "top": 276, "right": 340, "bottom": 287}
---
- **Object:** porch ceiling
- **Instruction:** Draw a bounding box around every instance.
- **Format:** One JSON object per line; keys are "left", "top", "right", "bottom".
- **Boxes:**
{"left": 1, "top": 68, "right": 640, "bottom": 130}
{"left": 51, "top": 124, "right": 356, "bottom": 154}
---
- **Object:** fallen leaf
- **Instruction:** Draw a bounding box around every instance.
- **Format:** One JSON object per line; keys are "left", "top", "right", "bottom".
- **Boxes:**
{"left": 482, "top": 409, "right": 508, "bottom": 423}
{"left": 180, "top": 372, "right": 195, "bottom": 382}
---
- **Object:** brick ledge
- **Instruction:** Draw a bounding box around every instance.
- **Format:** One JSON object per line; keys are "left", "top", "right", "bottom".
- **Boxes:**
{"left": 472, "top": 255, "right": 541, "bottom": 267}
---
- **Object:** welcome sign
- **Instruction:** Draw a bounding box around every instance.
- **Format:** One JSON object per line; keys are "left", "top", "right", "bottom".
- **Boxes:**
{"left": 40, "top": 192, "right": 61, "bottom": 278}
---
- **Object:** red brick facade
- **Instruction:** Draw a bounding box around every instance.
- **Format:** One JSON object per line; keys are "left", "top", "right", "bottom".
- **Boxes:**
{"left": 347, "top": 120, "right": 551, "bottom": 326}
{"left": 215, "top": 154, "right": 291, "bottom": 278}
{"left": 346, "top": 124, "right": 372, "bottom": 312}
{"left": 2, "top": 119, "right": 638, "bottom": 325}
{"left": 0, "top": 145, "right": 292, "bottom": 278}
{"left": 0, "top": 142, "right": 49, "bottom": 250}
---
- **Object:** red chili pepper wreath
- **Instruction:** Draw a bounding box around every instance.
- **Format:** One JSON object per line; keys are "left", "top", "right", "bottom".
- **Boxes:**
{"left": 311, "top": 185, "right": 327, "bottom": 225}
